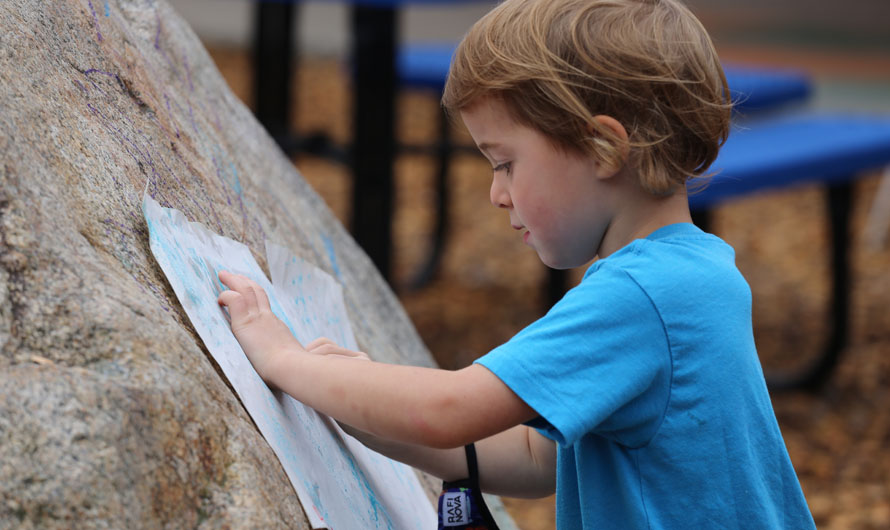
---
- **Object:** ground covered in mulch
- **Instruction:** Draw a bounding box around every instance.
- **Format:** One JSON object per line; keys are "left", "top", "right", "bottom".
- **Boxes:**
{"left": 211, "top": 49, "right": 890, "bottom": 529}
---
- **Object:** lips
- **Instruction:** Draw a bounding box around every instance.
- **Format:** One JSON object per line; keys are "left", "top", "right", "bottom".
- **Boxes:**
{"left": 510, "top": 224, "right": 529, "bottom": 244}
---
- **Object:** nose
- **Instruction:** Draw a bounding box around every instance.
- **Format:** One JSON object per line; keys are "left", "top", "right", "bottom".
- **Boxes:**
{"left": 489, "top": 175, "right": 511, "bottom": 209}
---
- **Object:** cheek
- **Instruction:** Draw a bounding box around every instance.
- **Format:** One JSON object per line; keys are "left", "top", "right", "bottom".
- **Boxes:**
{"left": 521, "top": 197, "right": 561, "bottom": 235}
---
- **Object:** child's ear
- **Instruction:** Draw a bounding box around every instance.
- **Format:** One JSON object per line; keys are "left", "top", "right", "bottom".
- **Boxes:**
{"left": 587, "top": 115, "right": 630, "bottom": 178}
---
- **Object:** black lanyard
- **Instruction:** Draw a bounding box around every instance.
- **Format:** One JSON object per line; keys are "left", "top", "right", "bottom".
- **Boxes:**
{"left": 437, "top": 444, "right": 500, "bottom": 529}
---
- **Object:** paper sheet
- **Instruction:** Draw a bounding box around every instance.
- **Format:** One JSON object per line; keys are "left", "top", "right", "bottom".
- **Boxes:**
{"left": 143, "top": 195, "right": 436, "bottom": 529}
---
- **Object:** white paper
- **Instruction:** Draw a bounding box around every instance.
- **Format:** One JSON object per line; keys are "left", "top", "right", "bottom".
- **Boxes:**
{"left": 143, "top": 195, "right": 436, "bottom": 530}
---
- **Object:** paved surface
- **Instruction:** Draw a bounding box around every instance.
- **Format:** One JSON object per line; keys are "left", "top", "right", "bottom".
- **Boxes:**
{"left": 170, "top": 0, "right": 890, "bottom": 113}
{"left": 168, "top": 0, "right": 495, "bottom": 55}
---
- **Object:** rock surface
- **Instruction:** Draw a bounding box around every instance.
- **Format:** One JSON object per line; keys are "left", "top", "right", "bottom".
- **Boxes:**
{"left": 0, "top": 0, "right": 439, "bottom": 527}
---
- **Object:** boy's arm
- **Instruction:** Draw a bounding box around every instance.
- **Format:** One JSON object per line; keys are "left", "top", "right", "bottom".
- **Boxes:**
{"left": 217, "top": 271, "right": 538, "bottom": 448}
{"left": 341, "top": 422, "right": 556, "bottom": 498}
{"left": 301, "top": 337, "right": 556, "bottom": 497}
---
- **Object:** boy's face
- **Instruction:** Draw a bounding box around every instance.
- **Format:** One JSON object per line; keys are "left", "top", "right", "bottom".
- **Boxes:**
{"left": 460, "top": 98, "right": 616, "bottom": 269}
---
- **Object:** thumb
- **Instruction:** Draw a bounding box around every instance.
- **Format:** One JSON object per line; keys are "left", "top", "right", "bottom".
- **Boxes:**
{"left": 218, "top": 290, "right": 247, "bottom": 322}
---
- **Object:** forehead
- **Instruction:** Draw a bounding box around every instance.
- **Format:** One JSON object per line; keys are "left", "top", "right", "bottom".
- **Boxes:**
{"left": 459, "top": 97, "right": 523, "bottom": 143}
{"left": 459, "top": 96, "right": 578, "bottom": 158}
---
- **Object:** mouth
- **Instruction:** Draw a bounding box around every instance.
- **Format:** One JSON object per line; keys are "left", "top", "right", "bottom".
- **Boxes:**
{"left": 511, "top": 224, "right": 529, "bottom": 244}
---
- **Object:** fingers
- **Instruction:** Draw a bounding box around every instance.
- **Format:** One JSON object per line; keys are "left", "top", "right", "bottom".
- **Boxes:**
{"left": 305, "top": 337, "right": 336, "bottom": 351}
{"left": 217, "top": 289, "right": 245, "bottom": 318}
{"left": 306, "top": 337, "right": 371, "bottom": 360}
{"left": 217, "top": 273, "right": 365, "bottom": 362}
{"left": 218, "top": 270, "right": 271, "bottom": 319}
{"left": 253, "top": 283, "right": 271, "bottom": 312}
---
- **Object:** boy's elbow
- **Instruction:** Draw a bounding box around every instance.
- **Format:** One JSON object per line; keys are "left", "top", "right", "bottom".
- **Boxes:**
{"left": 422, "top": 430, "right": 468, "bottom": 450}
{"left": 408, "top": 394, "right": 474, "bottom": 449}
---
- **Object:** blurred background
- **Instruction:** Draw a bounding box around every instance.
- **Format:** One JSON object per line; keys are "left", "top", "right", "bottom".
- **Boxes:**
{"left": 170, "top": 0, "right": 890, "bottom": 527}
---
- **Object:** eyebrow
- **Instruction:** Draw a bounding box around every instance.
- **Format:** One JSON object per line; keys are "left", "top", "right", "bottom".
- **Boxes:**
{"left": 474, "top": 143, "right": 497, "bottom": 165}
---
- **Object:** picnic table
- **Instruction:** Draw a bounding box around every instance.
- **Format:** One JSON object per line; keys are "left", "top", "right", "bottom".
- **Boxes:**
{"left": 250, "top": 5, "right": 890, "bottom": 391}
{"left": 253, "top": 0, "right": 488, "bottom": 281}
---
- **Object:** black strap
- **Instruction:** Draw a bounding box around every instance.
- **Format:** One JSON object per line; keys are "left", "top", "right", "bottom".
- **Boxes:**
{"left": 463, "top": 444, "right": 500, "bottom": 529}
{"left": 439, "top": 444, "right": 500, "bottom": 529}
{"left": 465, "top": 443, "right": 481, "bottom": 489}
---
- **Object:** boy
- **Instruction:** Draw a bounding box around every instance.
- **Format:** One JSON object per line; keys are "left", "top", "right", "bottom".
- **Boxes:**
{"left": 218, "top": 0, "right": 816, "bottom": 527}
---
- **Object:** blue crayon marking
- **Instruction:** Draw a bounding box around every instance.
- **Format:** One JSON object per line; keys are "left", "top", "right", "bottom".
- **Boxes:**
{"left": 321, "top": 234, "right": 342, "bottom": 279}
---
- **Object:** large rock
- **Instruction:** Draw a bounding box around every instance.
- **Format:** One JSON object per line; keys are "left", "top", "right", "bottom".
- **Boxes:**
{"left": 0, "top": 0, "right": 439, "bottom": 527}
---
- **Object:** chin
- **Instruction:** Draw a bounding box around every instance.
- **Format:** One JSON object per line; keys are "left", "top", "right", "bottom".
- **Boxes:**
{"left": 539, "top": 251, "right": 596, "bottom": 271}
{"left": 538, "top": 254, "right": 572, "bottom": 270}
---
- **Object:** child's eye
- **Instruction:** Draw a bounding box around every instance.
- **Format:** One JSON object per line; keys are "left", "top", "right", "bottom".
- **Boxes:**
{"left": 493, "top": 162, "right": 512, "bottom": 174}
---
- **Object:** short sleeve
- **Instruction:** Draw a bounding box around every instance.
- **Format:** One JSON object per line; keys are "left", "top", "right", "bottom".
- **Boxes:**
{"left": 476, "top": 263, "right": 672, "bottom": 447}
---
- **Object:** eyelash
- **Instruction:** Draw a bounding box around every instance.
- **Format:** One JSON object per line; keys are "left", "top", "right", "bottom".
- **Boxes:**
{"left": 493, "top": 162, "right": 512, "bottom": 174}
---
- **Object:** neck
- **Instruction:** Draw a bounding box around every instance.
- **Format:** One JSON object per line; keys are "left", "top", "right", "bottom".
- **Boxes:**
{"left": 597, "top": 186, "right": 693, "bottom": 259}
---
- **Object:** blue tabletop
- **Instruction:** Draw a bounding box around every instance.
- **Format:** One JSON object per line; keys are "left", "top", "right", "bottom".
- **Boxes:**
{"left": 723, "top": 64, "right": 812, "bottom": 113}
{"left": 689, "top": 112, "right": 890, "bottom": 209}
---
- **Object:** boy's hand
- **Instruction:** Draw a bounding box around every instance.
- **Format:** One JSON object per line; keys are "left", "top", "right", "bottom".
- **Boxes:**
{"left": 217, "top": 270, "right": 302, "bottom": 383}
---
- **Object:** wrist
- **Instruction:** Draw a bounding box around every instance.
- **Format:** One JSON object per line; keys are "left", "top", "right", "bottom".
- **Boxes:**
{"left": 261, "top": 344, "right": 305, "bottom": 389}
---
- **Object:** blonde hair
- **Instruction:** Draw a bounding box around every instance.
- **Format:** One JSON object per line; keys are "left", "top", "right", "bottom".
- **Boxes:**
{"left": 443, "top": 0, "right": 731, "bottom": 195}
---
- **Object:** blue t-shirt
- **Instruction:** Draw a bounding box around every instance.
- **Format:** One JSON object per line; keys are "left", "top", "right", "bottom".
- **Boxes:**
{"left": 477, "top": 223, "right": 814, "bottom": 529}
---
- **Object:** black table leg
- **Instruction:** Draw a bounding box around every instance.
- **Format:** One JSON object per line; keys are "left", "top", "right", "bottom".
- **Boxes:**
{"left": 822, "top": 181, "right": 854, "bottom": 386}
{"left": 350, "top": 6, "right": 397, "bottom": 281}
{"left": 766, "top": 181, "right": 852, "bottom": 392}
{"left": 409, "top": 109, "right": 452, "bottom": 289}
{"left": 252, "top": 2, "right": 295, "bottom": 147}
{"left": 690, "top": 187, "right": 852, "bottom": 392}
{"left": 546, "top": 269, "right": 567, "bottom": 309}
{"left": 691, "top": 208, "right": 712, "bottom": 233}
